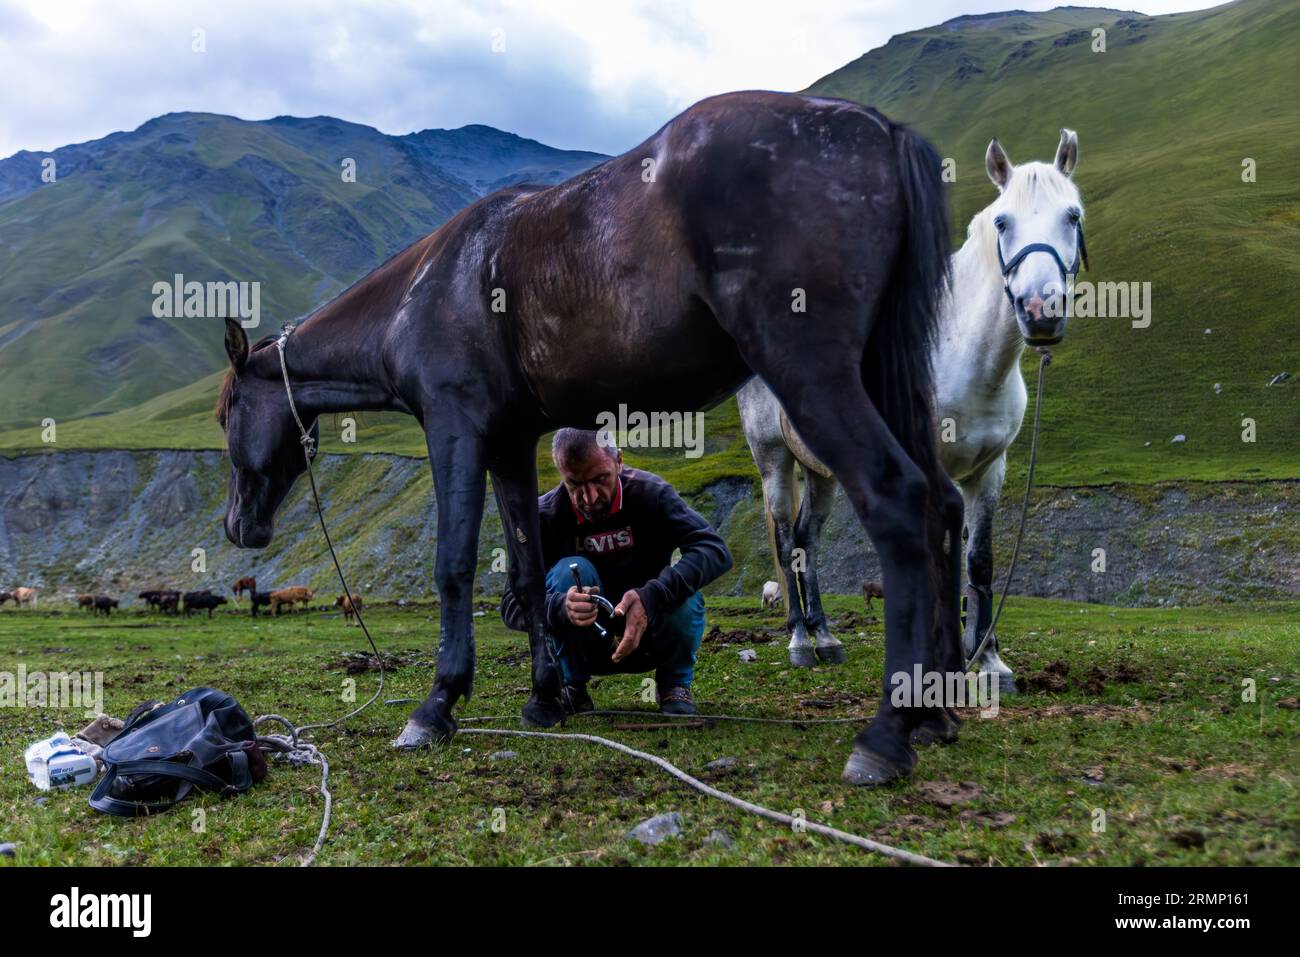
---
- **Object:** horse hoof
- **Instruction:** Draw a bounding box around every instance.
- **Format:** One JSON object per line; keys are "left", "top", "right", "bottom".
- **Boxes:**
{"left": 788, "top": 646, "right": 817, "bottom": 668}
{"left": 841, "top": 746, "right": 913, "bottom": 788}
{"left": 392, "top": 716, "right": 456, "bottom": 750}
{"left": 814, "top": 644, "right": 847, "bottom": 665}
{"left": 520, "top": 693, "right": 566, "bottom": 729}
{"left": 910, "top": 711, "right": 960, "bottom": 747}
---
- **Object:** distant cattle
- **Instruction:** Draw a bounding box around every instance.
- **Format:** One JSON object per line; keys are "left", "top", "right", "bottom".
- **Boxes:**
{"left": 0, "top": 591, "right": 13, "bottom": 607}
{"left": 335, "top": 593, "right": 364, "bottom": 625}
{"left": 270, "top": 587, "right": 314, "bottom": 616}
{"left": 761, "top": 580, "right": 782, "bottom": 609}
{"left": 183, "top": 591, "right": 228, "bottom": 618}
{"left": 232, "top": 576, "right": 257, "bottom": 597}
{"left": 862, "top": 581, "right": 885, "bottom": 610}
{"left": 78, "top": 594, "right": 96, "bottom": 611}
{"left": 248, "top": 590, "right": 273, "bottom": 617}
{"left": 13, "top": 587, "right": 38, "bottom": 608}
{"left": 93, "top": 596, "right": 120, "bottom": 616}
{"left": 139, "top": 590, "right": 181, "bottom": 613}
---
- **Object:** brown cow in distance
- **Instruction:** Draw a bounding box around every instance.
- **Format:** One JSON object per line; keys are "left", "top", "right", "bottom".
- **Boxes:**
{"left": 232, "top": 576, "right": 257, "bottom": 597}
{"left": 13, "top": 587, "right": 38, "bottom": 608}
{"left": 862, "top": 581, "right": 885, "bottom": 611}
{"left": 78, "top": 594, "right": 96, "bottom": 611}
{"left": 335, "top": 593, "right": 364, "bottom": 625}
{"left": 270, "top": 587, "right": 314, "bottom": 616}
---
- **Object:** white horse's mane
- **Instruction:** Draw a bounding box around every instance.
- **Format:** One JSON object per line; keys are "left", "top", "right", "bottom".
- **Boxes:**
{"left": 965, "top": 160, "right": 1084, "bottom": 272}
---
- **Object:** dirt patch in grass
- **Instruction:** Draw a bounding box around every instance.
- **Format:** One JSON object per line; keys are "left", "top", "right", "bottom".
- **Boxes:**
{"left": 917, "top": 780, "right": 983, "bottom": 808}
{"left": 834, "top": 611, "right": 882, "bottom": 631}
{"left": 325, "top": 649, "right": 435, "bottom": 673}
{"left": 701, "top": 624, "right": 777, "bottom": 644}
{"left": 987, "top": 702, "right": 1156, "bottom": 722}
{"left": 1019, "top": 659, "right": 1147, "bottom": 695}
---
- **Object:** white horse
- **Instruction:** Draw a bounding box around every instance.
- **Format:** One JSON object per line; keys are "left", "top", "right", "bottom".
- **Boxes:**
{"left": 739, "top": 129, "right": 1087, "bottom": 691}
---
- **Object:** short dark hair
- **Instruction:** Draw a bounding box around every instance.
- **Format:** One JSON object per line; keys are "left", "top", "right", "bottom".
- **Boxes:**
{"left": 551, "top": 428, "right": 619, "bottom": 468}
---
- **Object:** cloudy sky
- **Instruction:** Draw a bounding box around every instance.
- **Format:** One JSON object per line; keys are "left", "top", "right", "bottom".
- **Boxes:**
{"left": 0, "top": 0, "right": 1224, "bottom": 159}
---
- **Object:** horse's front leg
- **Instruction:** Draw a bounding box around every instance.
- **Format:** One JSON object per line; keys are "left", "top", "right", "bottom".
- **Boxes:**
{"left": 393, "top": 425, "right": 488, "bottom": 748}
{"left": 962, "top": 455, "right": 1017, "bottom": 694}
{"left": 795, "top": 469, "right": 846, "bottom": 664}
{"left": 487, "top": 436, "right": 565, "bottom": 727}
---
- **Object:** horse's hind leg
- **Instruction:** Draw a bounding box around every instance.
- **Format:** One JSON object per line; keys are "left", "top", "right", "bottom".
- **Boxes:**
{"left": 751, "top": 361, "right": 938, "bottom": 784}
{"left": 740, "top": 380, "right": 814, "bottom": 665}
{"left": 487, "top": 435, "right": 566, "bottom": 727}
{"left": 912, "top": 480, "right": 966, "bottom": 746}
{"left": 394, "top": 426, "right": 487, "bottom": 748}
{"left": 762, "top": 454, "right": 816, "bottom": 666}
{"left": 795, "top": 469, "right": 845, "bottom": 664}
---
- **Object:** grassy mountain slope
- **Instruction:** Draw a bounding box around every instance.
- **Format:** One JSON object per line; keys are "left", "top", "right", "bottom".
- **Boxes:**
{"left": 809, "top": 0, "right": 1299, "bottom": 484}
{"left": 0, "top": 114, "right": 605, "bottom": 429}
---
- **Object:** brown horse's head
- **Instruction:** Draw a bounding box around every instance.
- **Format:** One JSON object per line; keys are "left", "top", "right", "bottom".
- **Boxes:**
{"left": 217, "top": 319, "right": 317, "bottom": 549}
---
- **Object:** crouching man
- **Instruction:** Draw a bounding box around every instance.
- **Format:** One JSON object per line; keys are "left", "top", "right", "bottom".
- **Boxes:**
{"left": 500, "top": 428, "right": 733, "bottom": 716}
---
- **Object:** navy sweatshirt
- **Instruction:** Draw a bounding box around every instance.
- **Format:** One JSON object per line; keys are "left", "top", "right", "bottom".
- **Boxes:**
{"left": 499, "top": 467, "right": 733, "bottom": 632}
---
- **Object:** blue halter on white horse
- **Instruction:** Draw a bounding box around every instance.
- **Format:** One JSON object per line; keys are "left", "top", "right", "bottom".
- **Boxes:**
{"left": 739, "top": 127, "right": 1088, "bottom": 695}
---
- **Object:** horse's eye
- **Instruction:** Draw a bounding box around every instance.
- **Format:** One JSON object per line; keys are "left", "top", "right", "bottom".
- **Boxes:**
{"left": 1067, "top": 207, "right": 1081, "bottom": 222}
{"left": 993, "top": 215, "right": 1008, "bottom": 233}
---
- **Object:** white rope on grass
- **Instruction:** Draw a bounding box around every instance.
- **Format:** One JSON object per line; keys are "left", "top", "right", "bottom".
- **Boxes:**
{"left": 254, "top": 714, "right": 333, "bottom": 867}
{"left": 459, "top": 726, "right": 953, "bottom": 868}
{"left": 382, "top": 699, "right": 865, "bottom": 726}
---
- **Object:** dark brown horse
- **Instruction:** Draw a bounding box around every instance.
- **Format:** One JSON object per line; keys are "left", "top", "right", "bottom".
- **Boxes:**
{"left": 217, "top": 91, "right": 962, "bottom": 785}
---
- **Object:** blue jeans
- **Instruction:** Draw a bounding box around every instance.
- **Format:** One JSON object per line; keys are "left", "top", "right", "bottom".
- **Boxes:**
{"left": 545, "top": 556, "right": 705, "bottom": 689}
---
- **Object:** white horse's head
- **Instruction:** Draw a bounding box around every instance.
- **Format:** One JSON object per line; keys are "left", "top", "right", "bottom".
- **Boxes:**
{"left": 983, "top": 129, "right": 1086, "bottom": 345}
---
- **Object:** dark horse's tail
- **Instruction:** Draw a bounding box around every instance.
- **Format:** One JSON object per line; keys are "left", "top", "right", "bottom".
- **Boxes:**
{"left": 861, "top": 122, "right": 952, "bottom": 613}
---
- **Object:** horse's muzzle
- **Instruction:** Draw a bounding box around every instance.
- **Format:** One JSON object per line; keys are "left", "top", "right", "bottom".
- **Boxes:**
{"left": 1017, "top": 313, "right": 1066, "bottom": 347}
{"left": 225, "top": 513, "right": 272, "bottom": 549}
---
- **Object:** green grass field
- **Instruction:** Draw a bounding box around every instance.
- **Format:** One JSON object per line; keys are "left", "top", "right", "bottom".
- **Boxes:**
{"left": 1, "top": 595, "right": 1295, "bottom": 866}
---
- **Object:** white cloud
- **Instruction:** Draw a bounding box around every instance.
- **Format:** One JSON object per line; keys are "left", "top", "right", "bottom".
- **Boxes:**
{"left": 0, "top": 0, "right": 1229, "bottom": 158}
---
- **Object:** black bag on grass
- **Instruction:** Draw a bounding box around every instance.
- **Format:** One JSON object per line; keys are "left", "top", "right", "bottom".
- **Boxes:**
{"left": 89, "top": 687, "right": 267, "bottom": 817}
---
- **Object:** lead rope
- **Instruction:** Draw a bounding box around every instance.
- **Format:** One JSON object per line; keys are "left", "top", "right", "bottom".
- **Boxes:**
{"left": 459, "top": 728, "right": 951, "bottom": 866}
{"left": 253, "top": 326, "right": 386, "bottom": 866}
{"left": 264, "top": 324, "right": 948, "bottom": 867}
{"left": 964, "top": 347, "right": 1051, "bottom": 673}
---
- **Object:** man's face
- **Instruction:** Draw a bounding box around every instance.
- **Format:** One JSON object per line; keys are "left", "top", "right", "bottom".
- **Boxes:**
{"left": 558, "top": 447, "right": 622, "bottom": 522}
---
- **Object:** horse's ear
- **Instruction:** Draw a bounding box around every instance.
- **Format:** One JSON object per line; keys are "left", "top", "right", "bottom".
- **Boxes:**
{"left": 1054, "top": 128, "right": 1079, "bottom": 177}
{"left": 224, "top": 318, "right": 248, "bottom": 373}
{"left": 985, "top": 138, "right": 1012, "bottom": 190}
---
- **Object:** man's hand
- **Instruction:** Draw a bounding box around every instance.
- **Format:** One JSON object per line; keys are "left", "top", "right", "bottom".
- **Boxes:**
{"left": 611, "top": 589, "right": 648, "bottom": 662}
{"left": 564, "top": 585, "right": 598, "bottom": 627}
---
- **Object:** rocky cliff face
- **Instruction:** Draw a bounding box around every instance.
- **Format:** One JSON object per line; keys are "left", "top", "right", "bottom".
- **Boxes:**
{"left": 1, "top": 450, "right": 1297, "bottom": 608}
